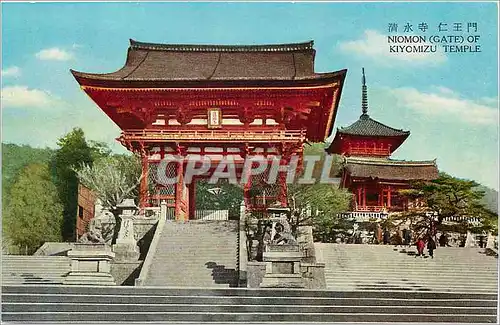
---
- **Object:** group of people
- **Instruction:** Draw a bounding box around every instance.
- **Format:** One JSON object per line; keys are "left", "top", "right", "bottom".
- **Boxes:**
{"left": 375, "top": 225, "right": 439, "bottom": 258}
{"left": 376, "top": 227, "right": 413, "bottom": 246}
{"left": 415, "top": 235, "right": 437, "bottom": 258}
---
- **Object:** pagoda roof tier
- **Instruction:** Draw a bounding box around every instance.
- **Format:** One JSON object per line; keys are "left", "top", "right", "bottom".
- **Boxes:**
{"left": 336, "top": 113, "right": 410, "bottom": 137}
{"left": 343, "top": 156, "right": 439, "bottom": 181}
{"left": 71, "top": 39, "right": 346, "bottom": 87}
{"left": 326, "top": 68, "right": 409, "bottom": 155}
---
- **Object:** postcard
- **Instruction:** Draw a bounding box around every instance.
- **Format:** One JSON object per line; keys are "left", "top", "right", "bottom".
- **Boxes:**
{"left": 1, "top": 1, "right": 498, "bottom": 323}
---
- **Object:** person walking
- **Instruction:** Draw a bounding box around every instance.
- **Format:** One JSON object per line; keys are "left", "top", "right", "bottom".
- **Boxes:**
{"left": 375, "top": 224, "right": 383, "bottom": 244}
{"left": 404, "top": 228, "right": 412, "bottom": 247}
{"left": 416, "top": 238, "right": 425, "bottom": 258}
{"left": 427, "top": 236, "right": 437, "bottom": 259}
{"left": 383, "top": 229, "right": 390, "bottom": 245}
{"left": 438, "top": 233, "right": 447, "bottom": 247}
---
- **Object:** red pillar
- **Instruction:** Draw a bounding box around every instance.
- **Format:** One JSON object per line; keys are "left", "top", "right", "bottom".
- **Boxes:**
{"left": 387, "top": 186, "right": 392, "bottom": 208}
{"left": 175, "top": 161, "right": 185, "bottom": 221}
{"left": 139, "top": 153, "right": 149, "bottom": 209}
{"left": 356, "top": 186, "right": 361, "bottom": 209}
{"left": 378, "top": 185, "right": 384, "bottom": 206}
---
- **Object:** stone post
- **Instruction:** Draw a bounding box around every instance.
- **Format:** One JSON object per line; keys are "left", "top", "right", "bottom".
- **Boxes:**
{"left": 486, "top": 232, "right": 497, "bottom": 249}
{"left": 239, "top": 200, "right": 247, "bottom": 286}
{"left": 465, "top": 230, "right": 474, "bottom": 248}
{"left": 113, "top": 199, "right": 140, "bottom": 262}
{"left": 160, "top": 199, "right": 167, "bottom": 220}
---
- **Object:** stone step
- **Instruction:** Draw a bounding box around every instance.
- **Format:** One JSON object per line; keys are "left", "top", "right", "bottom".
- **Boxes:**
{"left": 324, "top": 266, "right": 498, "bottom": 270}
{"left": 323, "top": 286, "right": 498, "bottom": 291}
{"left": 318, "top": 243, "right": 498, "bottom": 294}
{"left": 324, "top": 272, "right": 498, "bottom": 278}
{"left": 323, "top": 287, "right": 498, "bottom": 294}
{"left": 143, "top": 220, "right": 239, "bottom": 287}
{"left": 324, "top": 278, "right": 498, "bottom": 285}
{"left": 2, "top": 285, "right": 496, "bottom": 323}
{"left": 4, "top": 293, "right": 496, "bottom": 307}
{"left": 4, "top": 285, "right": 497, "bottom": 299}
{"left": 3, "top": 302, "right": 497, "bottom": 315}
{"left": 2, "top": 311, "right": 496, "bottom": 323}
{"left": 2, "top": 274, "right": 67, "bottom": 277}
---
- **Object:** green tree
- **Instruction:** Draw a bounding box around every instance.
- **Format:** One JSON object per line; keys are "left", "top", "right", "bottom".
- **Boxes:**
{"left": 245, "top": 143, "right": 352, "bottom": 261}
{"left": 289, "top": 143, "right": 352, "bottom": 241}
{"left": 2, "top": 143, "right": 54, "bottom": 207}
{"left": 398, "top": 172, "right": 498, "bottom": 237}
{"left": 195, "top": 179, "right": 244, "bottom": 218}
{"left": 288, "top": 182, "right": 352, "bottom": 242}
{"left": 76, "top": 154, "right": 142, "bottom": 210}
{"left": 51, "top": 128, "right": 93, "bottom": 241}
{"left": 88, "top": 140, "right": 112, "bottom": 161}
{"left": 75, "top": 154, "right": 142, "bottom": 242}
{"left": 3, "top": 164, "right": 63, "bottom": 254}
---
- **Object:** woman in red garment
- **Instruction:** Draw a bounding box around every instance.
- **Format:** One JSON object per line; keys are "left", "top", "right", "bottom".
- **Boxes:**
{"left": 415, "top": 238, "right": 426, "bottom": 258}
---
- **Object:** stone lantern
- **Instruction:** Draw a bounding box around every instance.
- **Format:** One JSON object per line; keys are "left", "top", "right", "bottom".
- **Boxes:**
{"left": 113, "top": 198, "right": 140, "bottom": 262}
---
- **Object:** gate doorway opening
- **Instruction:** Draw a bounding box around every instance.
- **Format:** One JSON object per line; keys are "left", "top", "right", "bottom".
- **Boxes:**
{"left": 192, "top": 179, "right": 244, "bottom": 221}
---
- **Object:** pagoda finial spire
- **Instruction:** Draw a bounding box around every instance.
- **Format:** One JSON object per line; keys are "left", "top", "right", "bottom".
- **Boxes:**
{"left": 362, "top": 67, "right": 368, "bottom": 115}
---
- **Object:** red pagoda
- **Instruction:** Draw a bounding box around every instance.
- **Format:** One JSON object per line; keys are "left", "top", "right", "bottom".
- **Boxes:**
{"left": 326, "top": 69, "right": 439, "bottom": 213}
{"left": 71, "top": 39, "right": 347, "bottom": 220}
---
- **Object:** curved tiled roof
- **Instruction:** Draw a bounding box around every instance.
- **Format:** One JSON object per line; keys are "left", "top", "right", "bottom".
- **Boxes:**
{"left": 71, "top": 39, "right": 347, "bottom": 84}
{"left": 337, "top": 113, "right": 410, "bottom": 137}
{"left": 344, "top": 156, "right": 438, "bottom": 181}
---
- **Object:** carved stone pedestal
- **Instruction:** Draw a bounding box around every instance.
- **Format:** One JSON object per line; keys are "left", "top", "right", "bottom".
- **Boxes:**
{"left": 260, "top": 244, "right": 305, "bottom": 288}
{"left": 64, "top": 244, "right": 116, "bottom": 286}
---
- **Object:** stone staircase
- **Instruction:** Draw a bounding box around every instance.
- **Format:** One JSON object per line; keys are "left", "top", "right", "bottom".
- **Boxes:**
{"left": 141, "top": 220, "right": 239, "bottom": 287}
{"left": 2, "top": 285, "right": 497, "bottom": 323}
{"left": 315, "top": 244, "right": 499, "bottom": 293}
{"left": 1, "top": 255, "right": 70, "bottom": 285}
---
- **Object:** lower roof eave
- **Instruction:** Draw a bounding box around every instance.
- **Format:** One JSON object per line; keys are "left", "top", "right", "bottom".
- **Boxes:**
{"left": 70, "top": 69, "right": 347, "bottom": 89}
{"left": 349, "top": 176, "right": 436, "bottom": 183}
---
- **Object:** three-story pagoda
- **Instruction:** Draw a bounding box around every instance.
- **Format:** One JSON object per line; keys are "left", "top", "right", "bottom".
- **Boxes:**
{"left": 327, "top": 69, "right": 439, "bottom": 213}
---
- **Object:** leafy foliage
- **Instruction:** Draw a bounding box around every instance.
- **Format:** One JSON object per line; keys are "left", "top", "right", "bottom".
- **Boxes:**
{"left": 397, "top": 172, "right": 498, "bottom": 237}
{"left": 245, "top": 143, "right": 353, "bottom": 261}
{"left": 2, "top": 143, "right": 54, "bottom": 207}
{"left": 50, "top": 128, "right": 94, "bottom": 241}
{"left": 3, "top": 164, "right": 63, "bottom": 254}
{"left": 75, "top": 154, "right": 142, "bottom": 244}
{"left": 195, "top": 179, "right": 244, "bottom": 218}
{"left": 288, "top": 143, "right": 352, "bottom": 241}
{"left": 477, "top": 185, "right": 498, "bottom": 214}
{"left": 75, "top": 154, "right": 142, "bottom": 212}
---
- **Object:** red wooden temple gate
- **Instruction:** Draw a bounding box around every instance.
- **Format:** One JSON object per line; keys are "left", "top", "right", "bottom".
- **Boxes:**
{"left": 72, "top": 40, "right": 346, "bottom": 220}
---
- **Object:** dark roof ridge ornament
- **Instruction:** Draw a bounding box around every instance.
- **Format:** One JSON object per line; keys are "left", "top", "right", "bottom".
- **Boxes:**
{"left": 128, "top": 39, "right": 315, "bottom": 52}
{"left": 361, "top": 67, "right": 368, "bottom": 117}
